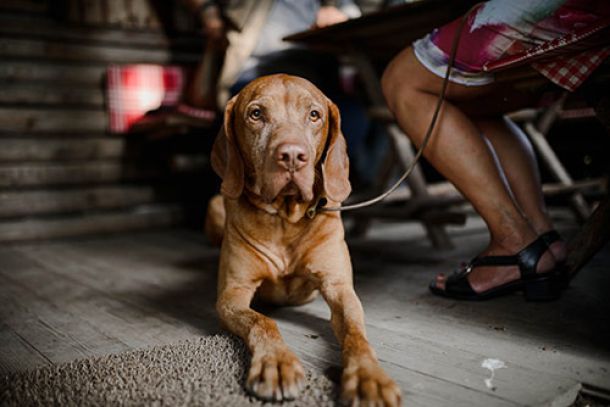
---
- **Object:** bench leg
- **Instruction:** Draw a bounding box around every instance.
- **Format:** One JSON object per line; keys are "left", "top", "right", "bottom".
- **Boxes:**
{"left": 566, "top": 194, "right": 610, "bottom": 276}
{"left": 522, "top": 121, "right": 591, "bottom": 221}
{"left": 386, "top": 124, "right": 453, "bottom": 250}
{"left": 350, "top": 50, "right": 453, "bottom": 249}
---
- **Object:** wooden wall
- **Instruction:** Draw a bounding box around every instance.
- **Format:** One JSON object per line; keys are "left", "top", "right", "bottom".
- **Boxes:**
{"left": 64, "top": 0, "right": 195, "bottom": 32}
{"left": 0, "top": 1, "right": 216, "bottom": 243}
{"left": 3, "top": 0, "right": 195, "bottom": 31}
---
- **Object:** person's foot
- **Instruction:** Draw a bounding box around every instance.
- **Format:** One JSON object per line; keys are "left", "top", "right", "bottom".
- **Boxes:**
{"left": 432, "top": 237, "right": 557, "bottom": 294}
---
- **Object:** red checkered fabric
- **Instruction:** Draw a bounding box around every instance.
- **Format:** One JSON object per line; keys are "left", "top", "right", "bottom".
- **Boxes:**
{"left": 106, "top": 65, "right": 185, "bottom": 133}
{"left": 482, "top": 16, "right": 610, "bottom": 92}
{"left": 532, "top": 47, "right": 610, "bottom": 92}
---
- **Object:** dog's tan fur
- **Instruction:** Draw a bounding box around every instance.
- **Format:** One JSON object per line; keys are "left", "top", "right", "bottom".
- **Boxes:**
{"left": 209, "top": 74, "right": 400, "bottom": 405}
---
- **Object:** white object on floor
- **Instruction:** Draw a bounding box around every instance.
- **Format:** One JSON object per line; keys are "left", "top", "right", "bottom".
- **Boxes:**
{"left": 481, "top": 358, "right": 506, "bottom": 390}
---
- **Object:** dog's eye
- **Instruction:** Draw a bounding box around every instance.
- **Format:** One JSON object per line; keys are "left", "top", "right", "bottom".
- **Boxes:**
{"left": 249, "top": 108, "right": 262, "bottom": 120}
{"left": 309, "top": 110, "right": 321, "bottom": 121}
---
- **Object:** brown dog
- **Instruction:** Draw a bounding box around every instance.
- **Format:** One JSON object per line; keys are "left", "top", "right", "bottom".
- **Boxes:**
{"left": 209, "top": 74, "right": 401, "bottom": 406}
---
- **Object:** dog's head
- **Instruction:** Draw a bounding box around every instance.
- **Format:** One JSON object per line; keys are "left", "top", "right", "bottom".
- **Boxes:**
{"left": 211, "top": 74, "right": 351, "bottom": 206}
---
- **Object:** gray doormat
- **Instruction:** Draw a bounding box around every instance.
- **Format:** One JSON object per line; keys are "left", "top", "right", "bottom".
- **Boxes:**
{"left": 1, "top": 334, "right": 338, "bottom": 406}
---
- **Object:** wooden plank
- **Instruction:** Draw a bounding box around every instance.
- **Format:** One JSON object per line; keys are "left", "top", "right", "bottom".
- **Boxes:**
{"left": 0, "top": 250, "right": 131, "bottom": 371}
{"left": 0, "top": 321, "right": 52, "bottom": 374}
{"left": 12, "top": 234, "right": 220, "bottom": 333}
{"left": 0, "top": 14, "right": 201, "bottom": 49}
{"left": 0, "top": 61, "right": 105, "bottom": 86}
{"left": 0, "top": 37, "right": 200, "bottom": 65}
{"left": 0, "top": 205, "right": 182, "bottom": 242}
{"left": 0, "top": 83, "right": 104, "bottom": 107}
{"left": 0, "top": 186, "right": 156, "bottom": 218}
{"left": 0, "top": 139, "right": 123, "bottom": 162}
{"left": 0, "top": 162, "right": 127, "bottom": 188}
{"left": 0, "top": 247, "right": 203, "bottom": 373}
{"left": 0, "top": 108, "right": 106, "bottom": 133}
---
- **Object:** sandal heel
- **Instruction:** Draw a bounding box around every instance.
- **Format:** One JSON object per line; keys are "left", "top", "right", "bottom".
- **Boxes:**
{"left": 523, "top": 275, "right": 561, "bottom": 301}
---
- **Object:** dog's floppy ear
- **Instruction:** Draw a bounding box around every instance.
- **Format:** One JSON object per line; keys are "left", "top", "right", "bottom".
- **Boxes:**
{"left": 211, "top": 96, "right": 244, "bottom": 199}
{"left": 321, "top": 100, "right": 351, "bottom": 203}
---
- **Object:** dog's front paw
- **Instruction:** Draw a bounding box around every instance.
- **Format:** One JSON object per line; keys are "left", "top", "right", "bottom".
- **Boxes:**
{"left": 341, "top": 357, "right": 401, "bottom": 406}
{"left": 246, "top": 348, "right": 305, "bottom": 401}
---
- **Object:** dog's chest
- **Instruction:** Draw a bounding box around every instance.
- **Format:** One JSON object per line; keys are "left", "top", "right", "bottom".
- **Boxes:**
{"left": 240, "top": 221, "right": 325, "bottom": 277}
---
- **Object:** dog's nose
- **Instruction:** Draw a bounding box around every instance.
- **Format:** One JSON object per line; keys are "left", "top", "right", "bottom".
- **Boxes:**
{"left": 275, "top": 143, "right": 308, "bottom": 171}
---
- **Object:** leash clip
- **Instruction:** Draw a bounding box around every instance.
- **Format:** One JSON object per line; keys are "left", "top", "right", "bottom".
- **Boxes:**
{"left": 306, "top": 197, "right": 328, "bottom": 219}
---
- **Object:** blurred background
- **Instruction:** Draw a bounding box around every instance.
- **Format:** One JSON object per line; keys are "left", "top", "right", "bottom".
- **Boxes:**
{"left": 0, "top": 0, "right": 607, "bottom": 244}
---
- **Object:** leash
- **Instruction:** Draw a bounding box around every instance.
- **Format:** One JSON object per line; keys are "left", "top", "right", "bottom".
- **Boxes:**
{"left": 307, "top": 6, "right": 475, "bottom": 219}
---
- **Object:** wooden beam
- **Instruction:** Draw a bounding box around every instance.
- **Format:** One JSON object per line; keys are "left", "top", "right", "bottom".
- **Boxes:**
{"left": 0, "top": 108, "right": 107, "bottom": 133}
{"left": 0, "top": 61, "right": 105, "bottom": 86}
{"left": 0, "top": 83, "right": 104, "bottom": 107}
{"left": 0, "top": 186, "right": 156, "bottom": 218}
{"left": 0, "top": 162, "right": 153, "bottom": 188}
{"left": 0, "top": 38, "right": 200, "bottom": 65}
{"left": 0, "top": 139, "right": 123, "bottom": 161}
{"left": 541, "top": 178, "right": 607, "bottom": 197}
{"left": 0, "top": 205, "right": 183, "bottom": 242}
{"left": 0, "top": 14, "right": 202, "bottom": 49}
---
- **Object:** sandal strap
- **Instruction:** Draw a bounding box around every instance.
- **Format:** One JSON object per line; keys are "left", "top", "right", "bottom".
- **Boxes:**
{"left": 443, "top": 236, "right": 550, "bottom": 296}
{"left": 516, "top": 236, "right": 549, "bottom": 279}
{"left": 445, "top": 271, "right": 477, "bottom": 296}
{"left": 443, "top": 256, "right": 516, "bottom": 296}
{"left": 470, "top": 255, "right": 518, "bottom": 267}
{"left": 539, "top": 230, "right": 561, "bottom": 246}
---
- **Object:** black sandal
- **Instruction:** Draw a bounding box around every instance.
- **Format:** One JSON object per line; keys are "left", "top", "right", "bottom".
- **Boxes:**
{"left": 429, "top": 236, "right": 562, "bottom": 301}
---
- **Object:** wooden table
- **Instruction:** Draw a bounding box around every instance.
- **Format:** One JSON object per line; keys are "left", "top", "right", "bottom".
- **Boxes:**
{"left": 285, "top": 0, "right": 479, "bottom": 249}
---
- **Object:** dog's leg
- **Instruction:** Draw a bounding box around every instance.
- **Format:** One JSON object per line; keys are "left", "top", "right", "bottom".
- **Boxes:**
{"left": 204, "top": 194, "right": 225, "bottom": 246}
{"left": 216, "top": 263, "right": 305, "bottom": 401}
{"left": 316, "top": 243, "right": 402, "bottom": 406}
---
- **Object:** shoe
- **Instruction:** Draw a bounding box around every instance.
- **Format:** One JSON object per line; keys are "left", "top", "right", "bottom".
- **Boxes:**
{"left": 539, "top": 230, "right": 569, "bottom": 288}
{"left": 429, "top": 236, "right": 562, "bottom": 301}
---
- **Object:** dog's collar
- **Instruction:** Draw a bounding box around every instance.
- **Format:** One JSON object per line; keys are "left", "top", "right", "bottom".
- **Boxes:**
{"left": 243, "top": 190, "right": 320, "bottom": 223}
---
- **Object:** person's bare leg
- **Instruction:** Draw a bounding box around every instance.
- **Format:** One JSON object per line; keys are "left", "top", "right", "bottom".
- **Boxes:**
{"left": 381, "top": 47, "right": 556, "bottom": 293}
{"left": 477, "top": 119, "right": 567, "bottom": 261}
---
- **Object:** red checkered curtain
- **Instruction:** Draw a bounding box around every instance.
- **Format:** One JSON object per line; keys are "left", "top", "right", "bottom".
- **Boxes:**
{"left": 106, "top": 65, "right": 186, "bottom": 133}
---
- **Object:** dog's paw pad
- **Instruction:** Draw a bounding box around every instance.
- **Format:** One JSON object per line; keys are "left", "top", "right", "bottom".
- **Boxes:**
{"left": 246, "top": 349, "right": 305, "bottom": 401}
{"left": 341, "top": 358, "right": 401, "bottom": 406}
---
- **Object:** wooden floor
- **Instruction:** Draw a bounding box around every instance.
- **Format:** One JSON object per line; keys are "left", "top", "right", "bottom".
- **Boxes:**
{"left": 1, "top": 211, "right": 609, "bottom": 406}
